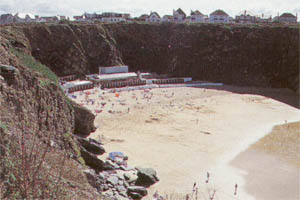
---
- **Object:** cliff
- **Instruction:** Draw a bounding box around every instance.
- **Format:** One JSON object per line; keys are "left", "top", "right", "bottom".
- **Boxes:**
{"left": 19, "top": 23, "right": 300, "bottom": 93}
{"left": 0, "top": 26, "right": 100, "bottom": 199}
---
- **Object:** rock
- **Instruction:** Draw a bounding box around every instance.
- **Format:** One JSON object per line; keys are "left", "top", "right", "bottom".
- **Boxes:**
{"left": 120, "top": 165, "right": 134, "bottom": 171}
{"left": 83, "top": 169, "right": 101, "bottom": 188}
{"left": 106, "top": 176, "right": 119, "bottom": 186}
{"left": 73, "top": 102, "right": 96, "bottom": 137}
{"left": 80, "top": 148, "right": 105, "bottom": 172}
{"left": 77, "top": 136, "right": 105, "bottom": 155}
{"left": 100, "top": 184, "right": 109, "bottom": 191}
{"left": 115, "top": 194, "right": 128, "bottom": 200}
{"left": 127, "top": 186, "right": 148, "bottom": 199}
{"left": 104, "top": 160, "right": 120, "bottom": 170}
{"left": 124, "top": 171, "right": 138, "bottom": 183}
{"left": 123, "top": 181, "right": 129, "bottom": 188}
{"left": 135, "top": 167, "right": 159, "bottom": 187}
{"left": 119, "top": 191, "right": 128, "bottom": 198}
{"left": 116, "top": 185, "right": 126, "bottom": 192}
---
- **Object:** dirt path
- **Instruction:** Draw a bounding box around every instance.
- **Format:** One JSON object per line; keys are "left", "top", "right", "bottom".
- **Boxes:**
{"left": 72, "top": 85, "right": 300, "bottom": 199}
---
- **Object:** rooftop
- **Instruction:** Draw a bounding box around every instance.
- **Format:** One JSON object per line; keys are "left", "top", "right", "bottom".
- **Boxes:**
{"left": 210, "top": 9, "right": 229, "bottom": 16}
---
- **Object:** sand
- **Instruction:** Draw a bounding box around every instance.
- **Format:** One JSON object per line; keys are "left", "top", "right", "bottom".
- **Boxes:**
{"left": 71, "top": 85, "right": 300, "bottom": 200}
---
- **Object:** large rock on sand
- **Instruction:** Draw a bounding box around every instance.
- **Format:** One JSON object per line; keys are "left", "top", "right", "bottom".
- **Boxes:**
{"left": 127, "top": 186, "right": 148, "bottom": 199}
{"left": 77, "top": 137, "right": 105, "bottom": 155}
{"left": 135, "top": 167, "right": 159, "bottom": 187}
{"left": 73, "top": 102, "right": 96, "bottom": 137}
{"left": 80, "top": 148, "right": 105, "bottom": 172}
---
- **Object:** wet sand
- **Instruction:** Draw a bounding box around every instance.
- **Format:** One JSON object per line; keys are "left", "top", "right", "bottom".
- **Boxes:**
{"left": 71, "top": 85, "right": 300, "bottom": 199}
{"left": 230, "top": 122, "right": 300, "bottom": 200}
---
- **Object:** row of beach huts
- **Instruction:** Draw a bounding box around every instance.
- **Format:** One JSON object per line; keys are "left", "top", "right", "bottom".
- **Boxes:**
{"left": 60, "top": 66, "right": 192, "bottom": 94}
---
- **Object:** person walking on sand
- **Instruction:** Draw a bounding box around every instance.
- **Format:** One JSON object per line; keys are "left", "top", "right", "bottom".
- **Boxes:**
{"left": 206, "top": 172, "right": 210, "bottom": 183}
{"left": 234, "top": 183, "right": 238, "bottom": 195}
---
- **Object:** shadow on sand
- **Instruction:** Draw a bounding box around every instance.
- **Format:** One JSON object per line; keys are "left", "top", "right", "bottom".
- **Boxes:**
{"left": 193, "top": 84, "right": 299, "bottom": 109}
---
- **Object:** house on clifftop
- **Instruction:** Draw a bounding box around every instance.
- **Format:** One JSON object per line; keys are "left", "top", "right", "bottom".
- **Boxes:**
{"left": 209, "top": 9, "right": 230, "bottom": 23}
{"left": 162, "top": 15, "right": 173, "bottom": 22}
{"left": 278, "top": 13, "right": 298, "bottom": 23}
{"left": 173, "top": 8, "right": 186, "bottom": 23}
{"left": 235, "top": 10, "right": 257, "bottom": 23}
{"left": 190, "top": 10, "right": 207, "bottom": 23}
{"left": 146, "top": 12, "right": 161, "bottom": 23}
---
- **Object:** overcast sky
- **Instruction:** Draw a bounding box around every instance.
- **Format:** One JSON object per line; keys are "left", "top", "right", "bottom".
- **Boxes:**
{"left": 0, "top": 0, "right": 299, "bottom": 18}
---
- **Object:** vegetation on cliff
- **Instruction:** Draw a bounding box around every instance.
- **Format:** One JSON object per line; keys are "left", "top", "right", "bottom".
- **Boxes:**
{"left": 0, "top": 25, "right": 101, "bottom": 199}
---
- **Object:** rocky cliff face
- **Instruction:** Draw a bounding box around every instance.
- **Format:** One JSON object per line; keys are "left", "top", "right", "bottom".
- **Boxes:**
{"left": 0, "top": 26, "right": 101, "bottom": 199}
{"left": 17, "top": 23, "right": 299, "bottom": 92}
{"left": 107, "top": 23, "right": 299, "bottom": 90}
{"left": 22, "top": 23, "right": 123, "bottom": 76}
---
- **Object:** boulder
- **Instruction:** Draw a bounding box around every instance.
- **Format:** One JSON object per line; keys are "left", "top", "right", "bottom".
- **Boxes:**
{"left": 135, "top": 167, "right": 159, "bottom": 187}
{"left": 73, "top": 102, "right": 96, "bottom": 137}
{"left": 106, "top": 176, "right": 119, "bottom": 186}
{"left": 83, "top": 169, "right": 101, "bottom": 188}
{"left": 80, "top": 148, "right": 105, "bottom": 172}
{"left": 77, "top": 137, "right": 105, "bottom": 155}
{"left": 127, "top": 186, "right": 148, "bottom": 199}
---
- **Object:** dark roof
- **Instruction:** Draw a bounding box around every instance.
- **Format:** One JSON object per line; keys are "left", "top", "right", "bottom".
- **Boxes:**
{"left": 176, "top": 8, "right": 186, "bottom": 15}
{"left": 150, "top": 12, "right": 161, "bottom": 18}
{"left": 210, "top": 9, "right": 229, "bottom": 16}
{"left": 191, "top": 10, "right": 204, "bottom": 16}
{"left": 139, "top": 14, "right": 149, "bottom": 20}
{"left": 163, "top": 15, "right": 173, "bottom": 19}
{"left": 280, "top": 13, "right": 296, "bottom": 18}
{"left": 0, "top": 14, "right": 13, "bottom": 20}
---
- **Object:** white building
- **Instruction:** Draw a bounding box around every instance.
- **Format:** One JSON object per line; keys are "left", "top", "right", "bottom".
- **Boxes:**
{"left": 209, "top": 9, "right": 230, "bottom": 23}
{"left": 162, "top": 15, "right": 173, "bottom": 22}
{"left": 14, "top": 13, "right": 35, "bottom": 23}
{"left": 235, "top": 10, "right": 257, "bottom": 23}
{"left": 190, "top": 10, "right": 206, "bottom": 23}
{"left": 101, "top": 12, "right": 126, "bottom": 23}
{"left": 99, "top": 65, "right": 129, "bottom": 74}
{"left": 257, "top": 14, "right": 272, "bottom": 23}
{"left": 146, "top": 12, "right": 161, "bottom": 23}
{"left": 173, "top": 8, "right": 186, "bottom": 23}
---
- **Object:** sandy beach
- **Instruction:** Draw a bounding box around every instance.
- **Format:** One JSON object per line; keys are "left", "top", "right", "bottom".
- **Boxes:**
{"left": 71, "top": 85, "right": 300, "bottom": 200}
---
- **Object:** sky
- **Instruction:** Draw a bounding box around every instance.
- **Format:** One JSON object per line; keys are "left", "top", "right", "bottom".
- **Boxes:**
{"left": 0, "top": 0, "right": 299, "bottom": 19}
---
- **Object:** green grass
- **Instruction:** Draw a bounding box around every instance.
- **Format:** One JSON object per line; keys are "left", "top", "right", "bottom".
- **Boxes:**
{"left": 10, "top": 48, "right": 59, "bottom": 86}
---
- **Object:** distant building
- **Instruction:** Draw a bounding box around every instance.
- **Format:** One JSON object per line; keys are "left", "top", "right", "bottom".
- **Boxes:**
{"left": 162, "top": 15, "right": 173, "bottom": 22}
{"left": 74, "top": 15, "right": 86, "bottom": 22}
{"left": 101, "top": 12, "right": 126, "bottom": 23}
{"left": 278, "top": 13, "right": 297, "bottom": 23}
{"left": 235, "top": 10, "right": 257, "bottom": 23}
{"left": 38, "top": 16, "right": 59, "bottom": 22}
{"left": 209, "top": 9, "right": 230, "bottom": 23}
{"left": 190, "top": 10, "right": 206, "bottom": 23}
{"left": 99, "top": 65, "right": 129, "bottom": 74}
{"left": 173, "top": 8, "right": 186, "bottom": 23}
{"left": 0, "top": 13, "right": 14, "bottom": 24}
{"left": 146, "top": 12, "right": 161, "bottom": 23}
{"left": 137, "top": 14, "right": 149, "bottom": 22}
{"left": 14, "top": 13, "right": 35, "bottom": 23}
{"left": 257, "top": 14, "right": 272, "bottom": 23}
